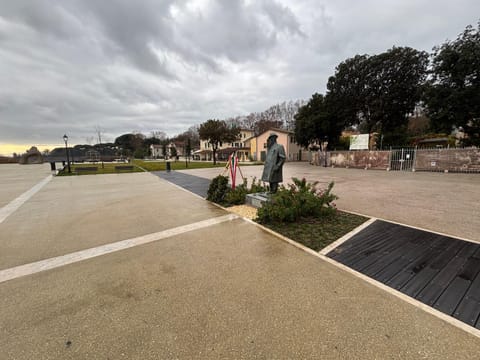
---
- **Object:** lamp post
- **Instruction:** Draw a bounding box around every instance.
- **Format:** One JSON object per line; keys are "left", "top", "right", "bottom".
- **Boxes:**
{"left": 63, "top": 134, "right": 71, "bottom": 173}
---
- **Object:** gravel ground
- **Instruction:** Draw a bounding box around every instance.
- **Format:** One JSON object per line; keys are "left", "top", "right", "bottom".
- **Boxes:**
{"left": 227, "top": 205, "right": 258, "bottom": 220}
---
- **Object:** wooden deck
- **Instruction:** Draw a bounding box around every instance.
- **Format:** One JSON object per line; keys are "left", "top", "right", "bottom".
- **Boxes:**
{"left": 327, "top": 220, "right": 480, "bottom": 329}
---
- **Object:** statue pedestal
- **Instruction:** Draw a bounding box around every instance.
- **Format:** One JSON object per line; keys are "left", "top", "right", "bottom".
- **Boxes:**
{"left": 245, "top": 192, "right": 270, "bottom": 208}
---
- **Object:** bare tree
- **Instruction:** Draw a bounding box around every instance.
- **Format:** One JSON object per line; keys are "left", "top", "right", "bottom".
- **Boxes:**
{"left": 94, "top": 125, "right": 105, "bottom": 145}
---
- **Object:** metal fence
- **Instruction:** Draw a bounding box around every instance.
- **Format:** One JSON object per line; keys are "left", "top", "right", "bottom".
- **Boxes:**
{"left": 325, "top": 147, "right": 480, "bottom": 173}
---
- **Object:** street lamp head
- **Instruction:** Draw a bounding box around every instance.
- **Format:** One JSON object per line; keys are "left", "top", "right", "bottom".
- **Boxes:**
{"left": 63, "top": 134, "right": 68, "bottom": 143}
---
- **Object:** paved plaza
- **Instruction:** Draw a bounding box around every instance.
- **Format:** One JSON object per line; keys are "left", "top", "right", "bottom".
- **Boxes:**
{"left": 1, "top": 163, "right": 480, "bottom": 359}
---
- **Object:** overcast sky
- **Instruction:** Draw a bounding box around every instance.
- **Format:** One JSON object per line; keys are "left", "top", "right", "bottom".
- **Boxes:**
{"left": 0, "top": 0, "right": 479, "bottom": 154}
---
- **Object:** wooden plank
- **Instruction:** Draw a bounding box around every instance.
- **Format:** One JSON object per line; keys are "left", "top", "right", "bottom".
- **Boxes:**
{"left": 454, "top": 297, "right": 480, "bottom": 326}
{"left": 328, "top": 221, "right": 396, "bottom": 260}
{"left": 434, "top": 277, "right": 471, "bottom": 315}
{"left": 348, "top": 224, "right": 431, "bottom": 267}
{"left": 334, "top": 222, "right": 410, "bottom": 267}
{"left": 326, "top": 219, "right": 480, "bottom": 329}
{"left": 472, "top": 247, "right": 480, "bottom": 260}
{"left": 347, "top": 237, "right": 407, "bottom": 271}
{"left": 458, "top": 257, "right": 480, "bottom": 281}
{"left": 400, "top": 240, "right": 467, "bottom": 297}
{"left": 373, "top": 235, "right": 447, "bottom": 283}
{"left": 453, "top": 265, "right": 480, "bottom": 325}
{"left": 416, "top": 243, "right": 478, "bottom": 306}
{"left": 386, "top": 236, "right": 452, "bottom": 290}
{"left": 362, "top": 232, "right": 425, "bottom": 278}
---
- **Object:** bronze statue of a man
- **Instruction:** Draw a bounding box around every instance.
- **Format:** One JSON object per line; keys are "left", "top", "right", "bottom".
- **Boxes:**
{"left": 261, "top": 133, "right": 286, "bottom": 193}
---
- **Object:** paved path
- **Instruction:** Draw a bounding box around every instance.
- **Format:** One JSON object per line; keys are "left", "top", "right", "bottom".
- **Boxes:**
{"left": 154, "top": 170, "right": 211, "bottom": 198}
{"left": 155, "top": 166, "right": 480, "bottom": 331}
{"left": 177, "top": 163, "right": 480, "bottom": 242}
{"left": 1, "top": 164, "right": 480, "bottom": 358}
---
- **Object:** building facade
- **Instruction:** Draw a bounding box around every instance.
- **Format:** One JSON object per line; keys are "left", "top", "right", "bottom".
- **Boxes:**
{"left": 253, "top": 129, "right": 306, "bottom": 161}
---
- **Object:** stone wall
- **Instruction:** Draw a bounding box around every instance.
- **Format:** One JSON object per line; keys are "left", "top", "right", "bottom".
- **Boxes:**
{"left": 315, "top": 148, "right": 480, "bottom": 173}
{"left": 328, "top": 151, "right": 390, "bottom": 170}
{"left": 414, "top": 148, "right": 480, "bottom": 172}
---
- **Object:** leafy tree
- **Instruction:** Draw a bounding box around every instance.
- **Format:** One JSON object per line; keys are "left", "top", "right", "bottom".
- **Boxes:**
{"left": 198, "top": 119, "right": 240, "bottom": 165}
{"left": 114, "top": 133, "right": 145, "bottom": 154}
{"left": 294, "top": 93, "right": 342, "bottom": 150}
{"left": 143, "top": 136, "right": 161, "bottom": 147}
{"left": 327, "top": 55, "right": 370, "bottom": 129}
{"left": 133, "top": 149, "right": 146, "bottom": 159}
{"left": 423, "top": 22, "right": 480, "bottom": 146}
{"left": 327, "top": 47, "right": 429, "bottom": 146}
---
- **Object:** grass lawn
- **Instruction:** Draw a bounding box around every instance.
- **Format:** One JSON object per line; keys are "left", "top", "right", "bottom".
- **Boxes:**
{"left": 57, "top": 163, "right": 143, "bottom": 175}
{"left": 57, "top": 160, "right": 237, "bottom": 175}
{"left": 133, "top": 160, "right": 229, "bottom": 172}
{"left": 260, "top": 211, "right": 368, "bottom": 251}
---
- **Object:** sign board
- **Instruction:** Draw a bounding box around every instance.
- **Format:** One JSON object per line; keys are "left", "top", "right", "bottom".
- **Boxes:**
{"left": 349, "top": 134, "right": 369, "bottom": 150}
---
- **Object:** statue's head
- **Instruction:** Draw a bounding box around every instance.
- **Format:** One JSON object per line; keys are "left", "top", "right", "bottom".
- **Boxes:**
{"left": 267, "top": 133, "right": 278, "bottom": 148}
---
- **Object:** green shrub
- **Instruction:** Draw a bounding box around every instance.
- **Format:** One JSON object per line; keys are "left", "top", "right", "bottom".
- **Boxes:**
{"left": 206, "top": 175, "right": 229, "bottom": 204}
{"left": 249, "top": 177, "right": 267, "bottom": 194}
{"left": 225, "top": 179, "right": 248, "bottom": 205}
{"left": 207, "top": 176, "right": 268, "bottom": 206}
{"left": 256, "top": 178, "right": 338, "bottom": 224}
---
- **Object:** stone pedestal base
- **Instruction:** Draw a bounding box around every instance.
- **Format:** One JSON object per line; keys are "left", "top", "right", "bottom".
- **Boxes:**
{"left": 245, "top": 192, "right": 270, "bottom": 208}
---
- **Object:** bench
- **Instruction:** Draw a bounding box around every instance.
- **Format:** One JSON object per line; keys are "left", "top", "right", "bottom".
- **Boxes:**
{"left": 75, "top": 166, "right": 98, "bottom": 172}
{"left": 115, "top": 165, "right": 134, "bottom": 171}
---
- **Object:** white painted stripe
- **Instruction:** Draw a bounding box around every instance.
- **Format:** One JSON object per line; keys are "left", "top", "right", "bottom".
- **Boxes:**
{"left": 0, "top": 214, "right": 238, "bottom": 284}
{"left": 0, "top": 175, "right": 52, "bottom": 224}
{"left": 339, "top": 208, "right": 479, "bottom": 245}
{"left": 319, "top": 254, "right": 480, "bottom": 339}
{"left": 374, "top": 216, "right": 480, "bottom": 245}
{"left": 319, "top": 217, "right": 377, "bottom": 255}
{"left": 242, "top": 217, "right": 480, "bottom": 339}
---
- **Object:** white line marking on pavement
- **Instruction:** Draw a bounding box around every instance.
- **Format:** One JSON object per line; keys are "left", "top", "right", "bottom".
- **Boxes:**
{"left": 242, "top": 217, "right": 480, "bottom": 339}
{"left": 0, "top": 175, "right": 53, "bottom": 224}
{"left": 319, "top": 217, "right": 377, "bottom": 255}
{"left": 0, "top": 213, "right": 238, "bottom": 284}
{"left": 339, "top": 209, "right": 480, "bottom": 245}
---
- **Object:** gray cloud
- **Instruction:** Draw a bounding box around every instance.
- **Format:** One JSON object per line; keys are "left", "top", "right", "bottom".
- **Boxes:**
{"left": 0, "top": 0, "right": 479, "bottom": 153}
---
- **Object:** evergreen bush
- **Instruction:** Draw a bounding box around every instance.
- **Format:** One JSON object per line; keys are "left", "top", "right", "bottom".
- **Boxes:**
{"left": 256, "top": 178, "right": 338, "bottom": 223}
{"left": 207, "top": 176, "right": 267, "bottom": 206}
{"left": 206, "top": 175, "right": 229, "bottom": 204}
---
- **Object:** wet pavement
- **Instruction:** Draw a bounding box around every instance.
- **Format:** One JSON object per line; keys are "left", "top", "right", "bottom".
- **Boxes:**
{"left": 1, "top": 163, "right": 480, "bottom": 359}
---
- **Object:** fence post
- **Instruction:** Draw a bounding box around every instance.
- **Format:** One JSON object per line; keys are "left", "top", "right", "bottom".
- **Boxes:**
{"left": 400, "top": 148, "right": 404, "bottom": 171}
{"left": 387, "top": 147, "right": 392, "bottom": 171}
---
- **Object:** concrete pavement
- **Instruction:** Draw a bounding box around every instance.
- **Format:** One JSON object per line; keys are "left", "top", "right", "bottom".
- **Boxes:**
{"left": 0, "top": 163, "right": 52, "bottom": 208}
{"left": 179, "top": 163, "right": 480, "bottom": 242}
{"left": 1, "top": 164, "right": 480, "bottom": 359}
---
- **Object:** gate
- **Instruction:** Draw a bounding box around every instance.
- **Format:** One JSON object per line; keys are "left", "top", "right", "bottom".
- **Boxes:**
{"left": 389, "top": 148, "right": 416, "bottom": 171}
